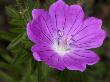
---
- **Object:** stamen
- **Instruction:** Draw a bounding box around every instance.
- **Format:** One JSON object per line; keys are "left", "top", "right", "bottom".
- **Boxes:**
{"left": 52, "top": 36, "right": 72, "bottom": 56}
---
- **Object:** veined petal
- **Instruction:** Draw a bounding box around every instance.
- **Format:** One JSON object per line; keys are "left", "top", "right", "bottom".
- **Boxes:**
{"left": 31, "top": 43, "right": 52, "bottom": 61}
{"left": 32, "top": 9, "right": 46, "bottom": 19}
{"left": 27, "top": 21, "right": 52, "bottom": 44}
{"left": 31, "top": 45, "right": 42, "bottom": 61}
{"left": 72, "top": 50, "right": 100, "bottom": 65}
{"left": 49, "top": 0, "right": 69, "bottom": 33}
{"left": 27, "top": 9, "right": 55, "bottom": 44}
{"left": 33, "top": 43, "right": 65, "bottom": 70}
{"left": 63, "top": 53, "right": 86, "bottom": 72}
{"left": 64, "top": 5, "right": 84, "bottom": 35}
{"left": 49, "top": 0, "right": 84, "bottom": 36}
{"left": 44, "top": 54, "right": 65, "bottom": 70}
{"left": 63, "top": 50, "right": 99, "bottom": 72}
{"left": 27, "top": 22, "right": 38, "bottom": 43}
{"left": 70, "top": 17, "right": 106, "bottom": 49}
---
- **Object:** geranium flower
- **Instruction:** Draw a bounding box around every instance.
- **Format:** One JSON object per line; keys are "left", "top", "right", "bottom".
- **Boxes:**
{"left": 27, "top": 0, "right": 106, "bottom": 72}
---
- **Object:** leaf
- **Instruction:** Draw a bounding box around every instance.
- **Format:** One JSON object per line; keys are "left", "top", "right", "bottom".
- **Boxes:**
{"left": 0, "top": 31, "right": 15, "bottom": 41}
{"left": 10, "top": 27, "right": 25, "bottom": 33}
{"left": 5, "top": 6, "right": 19, "bottom": 18}
{"left": 0, "top": 53, "right": 12, "bottom": 63}
{"left": 0, "top": 62, "right": 10, "bottom": 69}
{"left": 11, "top": 48, "right": 28, "bottom": 65}
{"left": 26, "top": 0, "right": 38, "bottom": 10}
{"left": 7, "top": 33, "right": 26, "bottom": 50}
{"left": 0, "top": 71, "right": 16, "bottom": 82}
{"left": 20, "top": 58, "right": 32, "bottom": 82}
{"left": 41, "top": 63, "right": 50, "bottom": 82}
{"left": 49, "top": 0, "right": 55, "bottom": 3}
{"left": 9, "top": 19, "right": 25, "bottom": 26}
{"left": 21, "top": 37, "right": 32, "bottom": 49}
{"left": 30, "top": 68, "right": 38, "bottom": 82}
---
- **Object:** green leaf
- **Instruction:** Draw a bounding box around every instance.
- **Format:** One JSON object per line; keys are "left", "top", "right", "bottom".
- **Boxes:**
{"left": 9, "top": 19, "right": 25, "bottom": 26}
{"left": 0, "top": 31, "right": 15, "bottom": 41}
{"left": 0, "top": 71, "right": 16, "bottom": 82}
{"left": 48, "top": 0, "right": 55, "bottom": 3}
{"left": 0, "top": 62, "right": 10, "bottom": 69}
{"left": 20, "top": 58, "right": 32, "bottom": 82}
{"left": 0, "top": 53, "right": 12, "bottom": 63}
{"left": 30, "top": 68, "right": 38, "bottom": 82}
{"left": 41, "top": 63, "right": 50, "bottom": 82}
{"left": 10, "top": 27, "right": 25, "bottom": 33}
{"left": 5, "top": 6, "right": 19, "bottom": 18}
{"left": 7, "top": 33, "right": 26, "bottom": 50}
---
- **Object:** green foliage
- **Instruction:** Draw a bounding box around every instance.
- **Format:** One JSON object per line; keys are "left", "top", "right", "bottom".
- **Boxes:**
{"left": 0, "top": 0, "right": 53, "bottom": 82}
{"left": 0, "top": 0, "right": 110, "bottom": 82}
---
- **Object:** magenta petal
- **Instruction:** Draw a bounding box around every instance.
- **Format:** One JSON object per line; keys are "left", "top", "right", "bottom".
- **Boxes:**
{"left": 64, "top": 5, "right": 84, "bottom": 35}
{"left": 31, "top": 45, "right": 42, "bottom": 61}
{"left": 44, "top": 54, "right": 65, "bottom": 70}
{"left": 73, "top": 50, "right": 100, "bottom": 65}
{"left": 63, "top": 50, "right": 99, "bottom": 72}
{"left": 63, "top": 54, "right": 86, "bottom": 72}
{"left": 27, "top": 21, "right": 52, "bottom": 44}
{"left": 32, "top": 9, "right": 46, "bottom": 19}
{"left": 71, "top": 17, "right": 106, "bottom": 49}
{"left": 40, "top": 51, "right": 65, "bottom": 70}
{"left": 27, "top": 22, "right": 38, "bottom": 43}
{"left": 27, "top": 9, "right": 54, "bottom": 44}
{"left": 32, "top": 43, "right": 65, "bottom": 70}
{"left": 33, "top": 52, "right": 41, "bottom": 61}
{"left": 49, "top": 0, "right": 84, "bottom": 36}
{"left": 49, "top": 0, "right": 69, "bottom": 32}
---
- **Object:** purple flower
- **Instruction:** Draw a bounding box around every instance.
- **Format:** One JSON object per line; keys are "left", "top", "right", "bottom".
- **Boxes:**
{"left": 27, "top": 0, "right": 106, "bottom": 72}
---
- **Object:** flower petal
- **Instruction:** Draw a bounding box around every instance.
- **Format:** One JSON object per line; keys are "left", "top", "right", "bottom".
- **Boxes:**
{"left": 49, "top": 0, "right": 69, "bottom": 33}
{"left": 32, "top": 43, "right": 65, "bottom": 70}
{"left": 64, "top": 5, "right": 84, "bottom": 35}
{"left": 31, "top": 45, "right": 42, "bottom": 61}
{"left": 27, "top": 9, "right": 54, "bottom": 44}
{"left": 73, "top": 50, "right": 100, "bottom": 65}
{"left": 63, "top": 53, "right": 86, "bottom": 72}
{"left": 32, "top": 9, "right": 46, "bottom": 19}
{"left": 49, "top": 1, "right": 84, "bottom": 36}
{"left": 31, "top": 43, "right": 52, "bottom": 61}
{"left": 70, "top": 17, "right": 106, "bottom": 49}
{"left": 63, "top": 50, "right": 99, "bottom": 72}
{"left": 44, "top": 54, "right": 65, "bottom": 70}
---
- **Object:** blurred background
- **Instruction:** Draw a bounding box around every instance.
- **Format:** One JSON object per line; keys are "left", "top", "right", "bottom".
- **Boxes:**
{"left": 0, "top": 0, "right": 110, "bottom": 82}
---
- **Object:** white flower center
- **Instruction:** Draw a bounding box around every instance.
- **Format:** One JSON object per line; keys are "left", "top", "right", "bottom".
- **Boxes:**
{"left": 52, "top": 36, "right": 72, "bottom": 56}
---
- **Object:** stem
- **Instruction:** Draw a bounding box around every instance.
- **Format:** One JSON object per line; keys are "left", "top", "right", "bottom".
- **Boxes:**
{"left": 37, "top": 62, "right": 42, "bottom": 82}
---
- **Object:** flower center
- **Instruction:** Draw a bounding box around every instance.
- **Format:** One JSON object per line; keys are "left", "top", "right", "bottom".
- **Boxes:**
{"left": 52, "top": 36, "right": 71, "bottom": 56}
